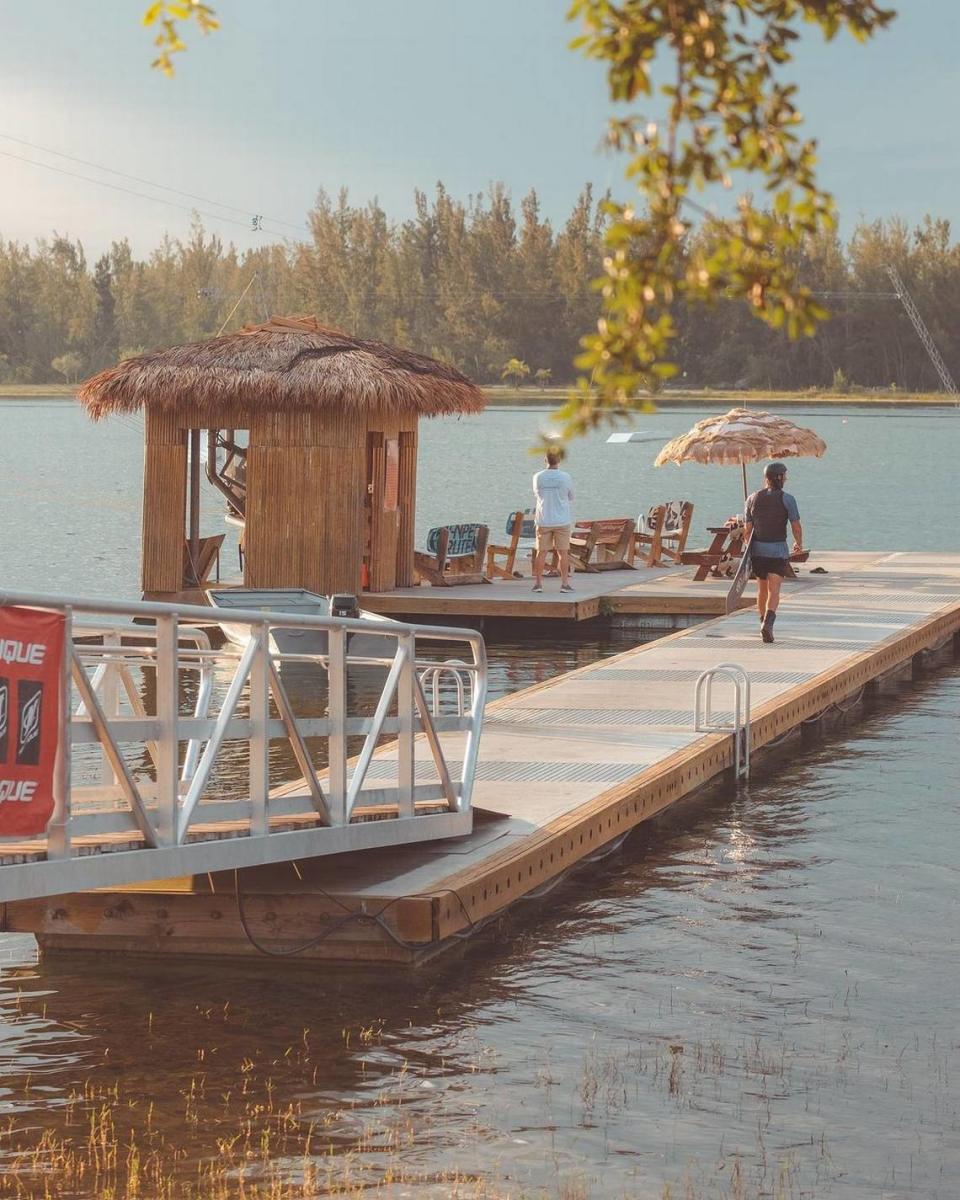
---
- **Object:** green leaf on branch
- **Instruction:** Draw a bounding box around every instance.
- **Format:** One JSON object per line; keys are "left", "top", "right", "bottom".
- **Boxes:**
{"left": 561, "top": 0, "right": 896, "bottom": 441}
{"left": 142, "top": 1, "right": 219, "bottom": 76}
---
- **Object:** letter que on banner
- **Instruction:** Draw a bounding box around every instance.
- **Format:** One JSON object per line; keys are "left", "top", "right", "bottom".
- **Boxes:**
{"left": 0, "top": 607, "right": 65, "bottom": 835}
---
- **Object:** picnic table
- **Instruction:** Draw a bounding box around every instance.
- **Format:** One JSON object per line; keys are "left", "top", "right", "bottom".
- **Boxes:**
{"left": 681, "top": 521, "right": 746, "bottom": 581}
{"left": 683, "top": 520, "right": 810, "bottom": 582}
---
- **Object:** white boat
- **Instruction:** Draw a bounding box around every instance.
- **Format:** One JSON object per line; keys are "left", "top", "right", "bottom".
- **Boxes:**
{"left": 207, "top": 588, "right": 395, "bottom": 660}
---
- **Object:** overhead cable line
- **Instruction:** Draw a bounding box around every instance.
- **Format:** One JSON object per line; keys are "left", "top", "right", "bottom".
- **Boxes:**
{"left": 0, "top": 149, "right": 303, "bottom": 240}
{"left": 0, "top": 131, "right": 308, "bottom": 234}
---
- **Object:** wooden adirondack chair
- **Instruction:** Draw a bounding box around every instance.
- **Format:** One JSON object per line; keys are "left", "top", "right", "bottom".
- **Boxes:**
{"left": 568, "top": 518, "right": 637, "bottom": 572}
{"left": 486, "top": 510, "right": 535, "bottom": 580}
{"left": 414, "top": 523, "right": 492, "bottom": 586}
{"left": 183, "top": 533, "right": 225, "bottom": 587}
{"left": 633, "top": 500, "right": 693, "bottom": 567}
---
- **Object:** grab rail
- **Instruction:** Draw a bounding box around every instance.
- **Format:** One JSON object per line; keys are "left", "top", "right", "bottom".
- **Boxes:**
{"left": 419, "top": 659, "right": 473, "bottom": 717}
{"left": 694, "top": 662, "right": 751, "bottom": 780}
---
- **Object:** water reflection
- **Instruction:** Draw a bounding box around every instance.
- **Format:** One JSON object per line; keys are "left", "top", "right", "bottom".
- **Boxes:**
{"left": 1, "top": 669, "right": 957, "bottom": 1196}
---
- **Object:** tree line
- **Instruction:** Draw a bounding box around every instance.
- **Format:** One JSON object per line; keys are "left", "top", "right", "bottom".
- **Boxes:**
{"left": 0, "top": 183, "right": 957, "bottom": 393}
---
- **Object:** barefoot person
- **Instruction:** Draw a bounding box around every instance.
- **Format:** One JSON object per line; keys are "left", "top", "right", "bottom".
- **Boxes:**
{"left": 532, "top": 450, "right": 575, "bottom": 593}
{"left": 744, "top": 462, "right": 803, "bottom": 643}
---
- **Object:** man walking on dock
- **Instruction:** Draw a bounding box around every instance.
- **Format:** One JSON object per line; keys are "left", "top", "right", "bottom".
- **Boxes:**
{"left": 744, "top": 462, "right": 803, "bottom": 643}
{"left": 532, "top": 449, "right": 575, "bottom": 593}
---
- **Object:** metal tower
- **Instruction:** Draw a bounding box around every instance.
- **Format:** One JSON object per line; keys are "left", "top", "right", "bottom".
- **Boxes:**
{"left": 885, "top": 266, "right": 960, "bottom": 397}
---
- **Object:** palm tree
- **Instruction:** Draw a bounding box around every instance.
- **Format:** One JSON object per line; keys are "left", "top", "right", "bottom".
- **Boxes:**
{"left": 501, "top": 357, "right": 530, "bottom": 389}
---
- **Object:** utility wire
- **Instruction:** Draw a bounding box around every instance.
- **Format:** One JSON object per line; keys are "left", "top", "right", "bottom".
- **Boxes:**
{"left": 0, "top": 131, "right": 308, "bottom": 234}
{"left": 0, "top": 148, "right": 298, "bottom": 239}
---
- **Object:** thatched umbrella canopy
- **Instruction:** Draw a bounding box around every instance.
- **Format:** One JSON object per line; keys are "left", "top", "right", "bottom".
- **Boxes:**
{"left": 654, "top": 407, "right": 827, "bottom": 499}
{"left": 76, "top": 315, "right": 485, "bottom": 419}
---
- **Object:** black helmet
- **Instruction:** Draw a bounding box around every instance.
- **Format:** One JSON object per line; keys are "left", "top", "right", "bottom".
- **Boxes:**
{"left": 764, "top": 461, "right": 787, "bottom": 482}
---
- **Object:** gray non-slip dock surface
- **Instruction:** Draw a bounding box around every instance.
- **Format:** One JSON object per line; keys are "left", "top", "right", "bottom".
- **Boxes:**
{"left": 306, "top": 552, "right": 960, "bottom": 900}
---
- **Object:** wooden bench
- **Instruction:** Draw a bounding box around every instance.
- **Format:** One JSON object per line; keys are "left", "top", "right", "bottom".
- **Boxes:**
{"left": 414, "top": 524, "right": 492, "bottom": 587}
{"left": 633, "top": 500, "right": 694, "bottom": 567}
{"left": 486, "top": 510, "right": 535, "bottom": 580}
{"left": 569, "top": 518, "right": 637, "bottom": 573}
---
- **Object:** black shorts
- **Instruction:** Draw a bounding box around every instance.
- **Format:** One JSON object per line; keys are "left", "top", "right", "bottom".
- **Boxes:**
{"left": 752, "top": 555, "right": 787, "bottom": 580}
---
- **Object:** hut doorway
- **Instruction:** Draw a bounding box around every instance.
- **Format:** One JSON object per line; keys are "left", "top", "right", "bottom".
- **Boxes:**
{"left": 365, "top": 426, "right": 417, "bottom": 592}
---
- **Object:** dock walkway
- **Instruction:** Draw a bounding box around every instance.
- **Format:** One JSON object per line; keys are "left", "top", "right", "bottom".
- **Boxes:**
{"left": 9, "top": 552, "right": 960, "bottom": 960}
{"left": 363, "top": 550, "right": 902, "bottom": 624}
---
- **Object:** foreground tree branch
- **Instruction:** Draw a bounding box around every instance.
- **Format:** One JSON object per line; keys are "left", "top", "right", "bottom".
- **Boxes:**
{"left": 557, "top": 0, "right": 896, "bottom": 439}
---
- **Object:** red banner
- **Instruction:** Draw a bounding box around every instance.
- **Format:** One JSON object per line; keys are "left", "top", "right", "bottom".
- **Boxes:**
{"left": 0, "top": 607, "right": 65, "bottom": 836}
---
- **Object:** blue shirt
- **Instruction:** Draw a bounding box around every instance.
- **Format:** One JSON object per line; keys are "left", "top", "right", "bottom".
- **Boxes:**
{"left": 745, "top": 490, "right": 800, "bottom": 558}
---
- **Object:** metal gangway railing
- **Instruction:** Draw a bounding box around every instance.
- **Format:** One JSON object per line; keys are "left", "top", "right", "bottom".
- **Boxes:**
{"left": 0, "top": 590, "right": 486, "bottom": 902}
{"left": 694, "top": 662, "right": 751, "bottom": 781}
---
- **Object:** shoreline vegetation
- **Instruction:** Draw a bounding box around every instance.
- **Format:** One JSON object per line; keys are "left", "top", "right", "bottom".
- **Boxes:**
{"left": 2, "top": 383, "right": 956, "bottom": 407}
{"left": 2, "top": 200, "right": 959, "bottom": 399}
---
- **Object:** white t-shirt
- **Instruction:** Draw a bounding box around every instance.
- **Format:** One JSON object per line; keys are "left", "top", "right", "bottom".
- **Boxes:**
{"left": 532, "top": 468, "right": 574, "bottom": 528}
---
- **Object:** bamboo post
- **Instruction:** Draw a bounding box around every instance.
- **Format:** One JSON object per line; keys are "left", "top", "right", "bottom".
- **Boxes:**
{"left": 188, "top": 428, "right": 201, "bottom": 585}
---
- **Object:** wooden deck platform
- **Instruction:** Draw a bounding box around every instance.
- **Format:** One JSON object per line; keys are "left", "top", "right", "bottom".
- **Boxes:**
{"left": 361, "top": 550, "right": 897, "bottom": 623}
{"left": 8, "top": 551, "right": 960, "bottom": 962}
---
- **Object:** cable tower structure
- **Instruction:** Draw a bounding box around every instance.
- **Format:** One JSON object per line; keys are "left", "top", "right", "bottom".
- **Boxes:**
{"left": 884, "top": 266, "right": 960, "bottom": 399}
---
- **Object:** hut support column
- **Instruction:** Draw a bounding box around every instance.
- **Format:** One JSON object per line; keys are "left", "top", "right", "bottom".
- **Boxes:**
{"left": 396, "top": 429, "right": 417, "bottom": 588}
{"left": 187, "top": 428, "right": 201, "bottom": 585}
{"left": 141, "top": 409, "right": 188, "bottom": 598}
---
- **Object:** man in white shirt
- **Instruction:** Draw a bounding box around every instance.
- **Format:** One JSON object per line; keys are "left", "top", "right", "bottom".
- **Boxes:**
{"left": 532, "top": 450, "right": 575, "bottom": 592}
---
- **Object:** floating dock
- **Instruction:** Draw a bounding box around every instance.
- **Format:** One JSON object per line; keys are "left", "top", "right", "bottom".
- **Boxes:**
{"left": 362, "top": 550, "right": 898, "bottom": 626}
{"left": 8, "top": 551, "right": 960, "bottom": 963}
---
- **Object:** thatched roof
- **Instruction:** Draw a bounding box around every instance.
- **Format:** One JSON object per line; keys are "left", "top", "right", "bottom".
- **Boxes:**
{"left": 77, "top": 316, "right": 485, "bottom": 420}
{"left": 655, "top": 408, "right": 827, "bottom": 467}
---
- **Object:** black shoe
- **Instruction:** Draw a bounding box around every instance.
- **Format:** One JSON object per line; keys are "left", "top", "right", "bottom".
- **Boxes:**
{"left": 761, "top": 624, "right": 774, "bottom": 643}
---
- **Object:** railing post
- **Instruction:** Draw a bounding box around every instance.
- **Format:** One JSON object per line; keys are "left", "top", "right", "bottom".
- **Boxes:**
{"left": 248, "top": 622, "right": 270, "bottom": 837}
{"left": 46, "top": 606, "right": 73, "bottom": 860}
{"left": 100, "top": 630, "right": 121, "bottom": 785}
{"left": 327, "top": 625, "right": 347, "bottom": 825}
{"left": 155, "top": 614, "right": 179, "bottom": 845}
{"left": 397, "top": 632, "right": 415, "bottom": 818}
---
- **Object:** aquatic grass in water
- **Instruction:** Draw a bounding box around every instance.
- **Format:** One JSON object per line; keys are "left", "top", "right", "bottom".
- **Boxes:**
{"left": 2, "top": 668, "right": 959, "bottom": 1198}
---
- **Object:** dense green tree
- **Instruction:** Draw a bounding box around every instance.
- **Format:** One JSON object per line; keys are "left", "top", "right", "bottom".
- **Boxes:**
{"left": 87, "top": 255, "right": 118, "bottom": 372}
{"left": 5, "top": 188, "right": 960, "bottom": 395}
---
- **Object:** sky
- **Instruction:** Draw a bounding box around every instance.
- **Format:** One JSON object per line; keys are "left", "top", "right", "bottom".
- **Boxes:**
{"left": 1, "top": 0, "right": 958, "bottom": 259}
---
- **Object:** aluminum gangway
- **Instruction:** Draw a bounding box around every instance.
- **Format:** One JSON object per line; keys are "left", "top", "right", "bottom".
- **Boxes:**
{"left": 0, "top": 591, "right": 486, "bottom": 903}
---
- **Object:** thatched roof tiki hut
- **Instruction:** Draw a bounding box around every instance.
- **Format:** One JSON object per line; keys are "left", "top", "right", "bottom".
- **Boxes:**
{"left": 78, "top": 317, "right": 485, "bottom": 599}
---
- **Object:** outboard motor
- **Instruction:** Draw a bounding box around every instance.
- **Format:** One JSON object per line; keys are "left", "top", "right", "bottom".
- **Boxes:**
{"left": 329, "top": 593, "right": 360, "bottom": 620}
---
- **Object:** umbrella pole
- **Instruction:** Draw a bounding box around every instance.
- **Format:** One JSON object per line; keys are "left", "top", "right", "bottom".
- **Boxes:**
{"left": 741, "top": 461, "right": 748, "bottom": 504}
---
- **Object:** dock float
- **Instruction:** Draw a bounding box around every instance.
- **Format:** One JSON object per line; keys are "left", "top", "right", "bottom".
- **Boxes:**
{"left": 6, "top": 552, "right": 960, "bottom": 962}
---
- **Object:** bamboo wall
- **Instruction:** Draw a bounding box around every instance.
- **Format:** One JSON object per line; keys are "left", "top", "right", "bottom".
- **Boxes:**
{"left": 246, "top": 409, "right": 366, "bottom": 594}
{"left": 141, "top": 403, "right": 419, "bottom": 598}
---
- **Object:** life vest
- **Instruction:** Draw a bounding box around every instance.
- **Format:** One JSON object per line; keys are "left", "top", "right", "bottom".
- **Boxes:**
{"left": 749, "top": 487, "right": 788, "bottom": 543}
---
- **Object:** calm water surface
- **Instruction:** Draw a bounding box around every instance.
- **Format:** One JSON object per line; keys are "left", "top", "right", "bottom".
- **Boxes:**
{"left": 0, "top": 399, "right": 957, "bottom": 1198}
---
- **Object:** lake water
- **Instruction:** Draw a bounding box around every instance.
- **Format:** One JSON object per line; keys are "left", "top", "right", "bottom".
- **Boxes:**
{"left": 0, "top": 398, "right": 958, "bottom": 1198}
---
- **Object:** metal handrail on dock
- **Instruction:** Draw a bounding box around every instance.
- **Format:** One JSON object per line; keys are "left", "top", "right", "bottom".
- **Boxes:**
{"left": 694, "top": 662, "right": 751, "bottom": 780}
{"left": 0, "top": 589, "right": 487, "bottom": 902}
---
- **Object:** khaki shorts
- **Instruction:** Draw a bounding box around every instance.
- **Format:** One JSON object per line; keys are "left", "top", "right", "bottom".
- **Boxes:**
{"left": 536, "top": 525, "right": 571, "bottom": 553}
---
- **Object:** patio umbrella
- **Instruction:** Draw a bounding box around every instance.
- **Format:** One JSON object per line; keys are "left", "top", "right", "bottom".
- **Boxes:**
{"left": 653, "top": 407, "right": 826, "bottom": 502}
